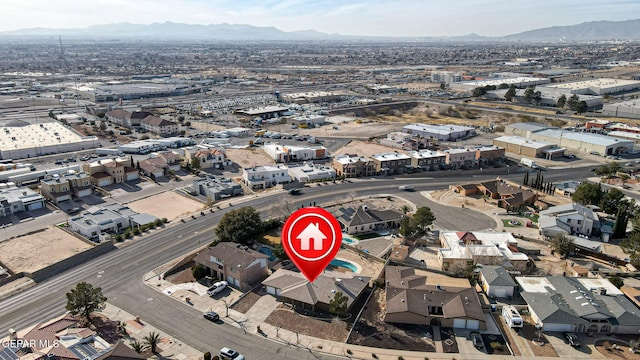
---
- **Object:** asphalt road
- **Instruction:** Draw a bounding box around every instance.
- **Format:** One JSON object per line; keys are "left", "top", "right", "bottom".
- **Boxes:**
{"left": 0, "top": 167, "right": 595, "bottom": 359}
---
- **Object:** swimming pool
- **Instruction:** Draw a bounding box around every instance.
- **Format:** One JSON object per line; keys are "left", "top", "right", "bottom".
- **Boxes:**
{"left": 258, "top": 246, "right": 277, "bottom": 261}
{"left": 342, "top": 235, "right": 359, "bottom": 245}
{"left": 329, "top": 259, "right": 359, "bottom": 272}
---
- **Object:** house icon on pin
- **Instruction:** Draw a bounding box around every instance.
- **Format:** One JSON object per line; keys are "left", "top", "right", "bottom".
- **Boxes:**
{"left": 296, "top": 223, "right": 327, "bottom": 250}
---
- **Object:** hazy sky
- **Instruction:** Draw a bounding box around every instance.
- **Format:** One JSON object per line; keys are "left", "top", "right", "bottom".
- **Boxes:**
{"left": 2, "top": 0, "right": 639, "bottom": 36}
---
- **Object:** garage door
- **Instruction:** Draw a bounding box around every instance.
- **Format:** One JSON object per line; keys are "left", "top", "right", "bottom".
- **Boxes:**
{"left": 227, "top": 276, "right": 239, "bottom": 288}
{"left": 28, "top": 202, "right": 43, "bottom": 210}
{"left": 266, "top": 286, "right": 276, "bottom": 295}
{"left": 494, "top": 288, "right": 506, "bottom": 298}
{"left": 453, "top": 318, "right": 466, "bottom": 328}
{"left": 98, "top": 179, "right": 110, "bottom": 187}
{"left": 466, "top": 320, "right": 480, "bottom": 330}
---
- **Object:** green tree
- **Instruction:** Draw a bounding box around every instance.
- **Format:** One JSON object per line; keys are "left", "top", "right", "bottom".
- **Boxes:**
{"left": 204, "top": 352, "right": 212, "bottom": 360}
{"left": 177, "top": 115, "right": 185, "bottom": 122}
{"left": 532, "top": 91, "right": 542, "bottom": 105}
{"left": 595, "top": 162, "right": 621, "bottom": 180}
{"left": 621, "top": 226, "right": 640, "bottom": 264}
{"left": 143, "top": 332, "right": 161, "bottom": 354}
{"left": 328, "top": 291, "right": 349, "bottom": 317}
{"left": 273, "top": 242, "right": 289, "bottom": 260}
{"left": 439, "top": 82, "right": 446, "bottom": 90}
{"left": 65, "top": 282, "right": 107, "bottom": 322}
{"left": 572, "top": 182, "right": 604, "bottom": 206}
{"left": 575, "top": 101, "right": 588, "bottom": 114}
{"left": 129, "top": 340, "right": 145, "bottom": 353}
{"left": 215, "top": 206, "right": 263, "bottom": 244}
{"left": 498, "top": 83, "right": 509, "bottom": 89}
{"left": 400, "top": 206, "right": 436, "bottom": 239}
{"left": 192, "top": 264, "right": 206, "bottom": 280}
{"left": 473, "top": 87, "right": 487, "bottom": 97}
{"left": 504, "top": 85, "right": 517, "bottom": 102}
{"left": 550, "top": 234, "right": 573, "bottom": 257}
{"left": 609, "top": 275, "right": 624, "bottom": 289}
{"left": 567, "top": 94, "right": 579, "bottom": 110}
{"left": 557, "top": 94, "right": 567, "bottom": 108}
{"left": 99, "top": 121, "right": 107, "bottom": 131}
{"left": 600, "top": 188, "right": 625, "bottom": 215}
{"left": 523, "top": 88, "right": 534, "bottom": 103}
{"left": 96, "top": 112, "right": 106, "bottom": 119}
{"left": 191, "top": 157, "right": 201, "bottom": 171}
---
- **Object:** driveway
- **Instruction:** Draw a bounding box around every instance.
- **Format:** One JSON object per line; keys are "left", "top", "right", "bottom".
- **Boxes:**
{"left": 244, "top": 294, "right": 280, "bottom": 324}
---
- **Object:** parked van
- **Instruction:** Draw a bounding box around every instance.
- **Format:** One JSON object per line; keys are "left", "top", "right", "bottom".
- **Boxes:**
{"left": 502, "top": 305, "right": 523, "bottom": 328}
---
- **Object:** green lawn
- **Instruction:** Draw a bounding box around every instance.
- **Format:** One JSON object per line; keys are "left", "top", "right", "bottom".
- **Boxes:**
{"left": 502, "top": 219, "right": 523, "bottom": 228}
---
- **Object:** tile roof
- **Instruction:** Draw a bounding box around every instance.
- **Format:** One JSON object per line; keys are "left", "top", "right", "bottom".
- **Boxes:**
{"left": 479, "top": 266, "right": 517, "bottom": 287}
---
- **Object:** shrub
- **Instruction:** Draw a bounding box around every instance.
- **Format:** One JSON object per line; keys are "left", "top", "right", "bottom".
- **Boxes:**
{"left": 489, "top": 341, "right": 504, "bottom": 351}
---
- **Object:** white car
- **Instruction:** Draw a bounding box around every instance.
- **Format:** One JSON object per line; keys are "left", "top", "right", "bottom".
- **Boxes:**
{"left": 207, "top": 281, "right": 228, "bottom": 296}
{"left": 219, "top": 347, "right": 244, "bottom": 360}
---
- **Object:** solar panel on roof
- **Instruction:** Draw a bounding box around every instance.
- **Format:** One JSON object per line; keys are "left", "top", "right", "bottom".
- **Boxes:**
{"left": 0, "top": 348, "right": 18, "bottom": 360}
{"left": 69, "top": 343, "right": 99, "bottom": 359}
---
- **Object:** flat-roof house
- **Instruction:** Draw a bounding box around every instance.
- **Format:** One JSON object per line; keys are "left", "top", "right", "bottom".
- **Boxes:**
{"left": 0, "top": 185, "right": 45, "bottom": 216}
{"left": 517, "top": 276, "right": 640, "bottom": 334}
{"left": 288, "top": 162, "right": 336, "bottom": 182}
{"left": 332, "top": 154, "right": 375, "bottom": 178}
{"left": 194, "top": 242, "right": 269, "bottom": 292}
{"left": 370, "top": 152, "right": 412, "bottom": 175}
{"left": 242, "top": 165, "right": 291, "bottom": 190}
{"left": 384, "top": 266, "right": 486, "bottom": 330}
{"left": 334, "top": 205, "right": 403, "bottom": 235}
{"left": 406, "top": 150, "right": 446, "bottom": 171}
{"left": 478, "top": 265, "right": 517, "bottom": 299}
{"left": 262, "top": 269, "right": 370, "bottom": 312}
{"left": 438, "top": 231, "right": 530, "bottom": 273}
{"left": 68, "top": 204, "right": 157, "bottom": 241}
{"left": 193, "top": 176, "right": 243, "bottom": 201}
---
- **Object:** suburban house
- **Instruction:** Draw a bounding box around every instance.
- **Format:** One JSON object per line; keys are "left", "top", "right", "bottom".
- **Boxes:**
{"left": 384, "top": 266, "right": 486, "bottom": 330}
{"left": 262, "top": 269, "right": 371, "bottom": 312}
{"left": 106, "top": 110, "right": 154, "bottom": 129}
{"left": 0, "top": 312, "right": 144, "bottom": 360}
{"left": 194, "top": 242, "right": 269, "bottom": 292}
{"left": 263, "top": 143, "right": 327, "bottom": 163}
{"left": 140, "top": 116, "right": 178, "bottom": 136}
{"left": 288, "top": 162, "right": 336, "bottom": 183}
{"left": 138, "top": 151, "right": 181, "bottom": 179}
{"left": 40, "top": 171, "right": 92, "bottom": 204}
{"left": 68, "top": 204, "right": 157, "bottom": 241}
{"left": 477, "top": 265, "right": 518, "bottom": 299}
{"left": 332, "top": 154, "right": 376, "bottom": 178}
{"left": 193, "top": 176, "right": 243, "bottom": 201}
{"left": 242, "top": 165, "right": 291, "bottom": 190}
{"left": 452, "top": 179, "right": 537, "bottom": 211}
{"left": 0, "top": 185, "right": 46, "bottom": 216}
{"left": 184, "top": 148, "right": 230, "bottom": 170}
{"left": 438, "top": 231, "right": 530, "bottom": 273}
{"left": 538, "top": 203, "right": 601, "bottom": 239}
{"left": 517, "top": 276, "right": 640, "bottom": 334}
{"left": 553, "top": 180, "right": 582, "bottom": 197}
{"left": 83, "top": 158, "right": 139, "bottom": 186}
{"left": 406, "top": 150, "right": 446, "bottom": 171}
{"left": 370, "top": 152, "right": 412, "bottom": 175}
{"left": 334, "top": 205, "right": 404, "bottom": 235}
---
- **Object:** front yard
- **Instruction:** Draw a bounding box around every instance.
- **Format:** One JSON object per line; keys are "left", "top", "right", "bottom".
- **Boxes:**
{"left": 264, "top": 306, "right": 350, "bottom": 342}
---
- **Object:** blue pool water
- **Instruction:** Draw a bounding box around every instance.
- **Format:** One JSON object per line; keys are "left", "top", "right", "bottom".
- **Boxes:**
{"left": 342, "top": 236, "right": 358, "bottom": 245}
{"left": 329, "top": 259, "right": 358, "bottom": 272}
{"left": 258, "top": 246, "right": 277, "bottom": 261}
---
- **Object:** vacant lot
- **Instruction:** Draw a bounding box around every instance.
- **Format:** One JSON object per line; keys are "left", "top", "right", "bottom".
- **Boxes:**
{"left": 332, "top": 140, "right": 401, "bottom": 158}
{"left": 265, "top": 306, "right": 349, "bottom": 342}
{"left": 127, "top": 191, "right": 203, "bottom": 221}
{"left": 0, "top": 227, "right": 93, "bottom": 273}
{"left": 225, "top": 148, "right": 275, "bottom": 169}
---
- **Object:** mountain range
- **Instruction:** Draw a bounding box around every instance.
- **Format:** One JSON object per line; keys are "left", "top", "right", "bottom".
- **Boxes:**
{"left": 1, "top": 19, "right": 639, "bottom": 42}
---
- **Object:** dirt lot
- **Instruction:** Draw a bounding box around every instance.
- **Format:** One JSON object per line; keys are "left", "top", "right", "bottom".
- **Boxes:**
{"left": 225, "top": 148, "right": 275, "bottom": 169}
{"left": 230, "top": 291, "right": 261, "bottom": 314}
{"left": 347, "top": 288, "right": 436, "bottom": 352}
{"left": 127, "top": 191, "right": 203, "bottom": 221}
{"left": 264, "top": 306, "right": 349, "bottom": 342}
{"left": 332, "top": 140, "right": 402, "bottom": 158}
{"left": 0, "top": 227, "right": 93, "bottom": 273}
{"left": 595, "top": 339, "right": 640, "bottom": 360}
{"left": 520, "top": 322, "right": 559, "bottom": 357}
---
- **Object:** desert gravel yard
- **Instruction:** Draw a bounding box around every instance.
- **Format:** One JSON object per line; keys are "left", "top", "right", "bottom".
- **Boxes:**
{"left": 265, "top": 306, "right": 349, "bottom": 342}
{"left": 127, "top": 191, "right": 203, "bottom": 221}
{"left": 0, "top": 227, "right": 93, "bottom": 273}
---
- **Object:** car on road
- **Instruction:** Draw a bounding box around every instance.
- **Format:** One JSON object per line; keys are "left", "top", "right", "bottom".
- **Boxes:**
{"left": 55, "top": 159, "right": 64, "bottom": 165}
{"left": 219, "top": 347, "right": 244, "bottom": 360}
{"left": 207, "top": 281, "right": 228, "bottom": 296}
{"left": 563, "top": 332, "right": 581, "bottom": 347}
{"left": 80, "top": 156, "right": 90, "bottom": 161}
{"left": 203, "top": 311, "right": 219, "bottom": 322}
{"left": 398, "top": 185, "right": 414, "bottom": 191}
{"left": 470, "top": 332, "right": 484, "bottom": 350}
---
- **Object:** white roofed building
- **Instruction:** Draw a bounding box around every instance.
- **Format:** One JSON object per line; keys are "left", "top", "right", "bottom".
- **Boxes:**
{"left": 242, "top": 165, "right": 291, "bottom": 190}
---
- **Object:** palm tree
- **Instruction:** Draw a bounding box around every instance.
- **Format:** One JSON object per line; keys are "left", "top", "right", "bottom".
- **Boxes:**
{"left": 129, "top": 340, "right": 145, "bottom": 353}
{"left": 143, "top": 332, "right": 161, "bottom": 354}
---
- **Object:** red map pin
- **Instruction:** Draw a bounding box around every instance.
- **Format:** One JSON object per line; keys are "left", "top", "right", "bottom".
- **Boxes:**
{"left": 281, "top": 207, "right": 342, "bottom": 283}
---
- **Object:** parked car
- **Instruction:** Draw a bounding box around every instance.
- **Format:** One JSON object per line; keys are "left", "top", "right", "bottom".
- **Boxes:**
{"left": 207, "top": 281, "right": 228, "bottom": 296}
{"left": 219, "top": 347, "right": 244, "bottom": 360}
{"left": 563, "top": 332, "right": 581, "bottom": 347}
{"left": 203, "top": 311, "right": 219, "bottom": 322}
{"left": 470, "top": 332, "right": 484, "bottom": 350}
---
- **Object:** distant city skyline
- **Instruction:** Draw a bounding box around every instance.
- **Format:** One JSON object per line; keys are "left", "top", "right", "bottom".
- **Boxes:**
{"left": 2, "top": 0, "right": 640, "bottom": 37}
